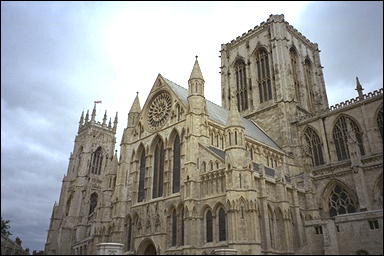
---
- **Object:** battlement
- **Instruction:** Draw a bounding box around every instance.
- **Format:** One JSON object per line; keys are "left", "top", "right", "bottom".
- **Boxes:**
{"left": 297, "top": 88, "right": 383, "bottom": 123}
{"left": 326, "top": 88, "right": 383, "bottom": 112}
{"left": 221, "top": 14, "right": 317, "bottom": 50}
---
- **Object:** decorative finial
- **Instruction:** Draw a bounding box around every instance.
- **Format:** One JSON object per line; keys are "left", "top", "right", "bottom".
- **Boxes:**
{"left": 136, "top": 91, "right": 139, "bottom": 96}
{"left": 355, "top": 76, "right": 364, "bottom": 99}
{"left": 195, "top": 55, "right": 198, "bottom": 60}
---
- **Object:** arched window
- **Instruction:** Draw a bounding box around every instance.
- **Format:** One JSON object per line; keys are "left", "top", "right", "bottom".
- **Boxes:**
{"left": 172, "top": 134, "right": 181, "bottom": 193}
{"left": 328, "top": 184, "right": 357, "bottom": 217}
{"left": 377, "top": 107, "right": 383, "bottom": 140}
{"left": 304, "top": 127, "right": 325, "bottom": 166}
{"left": 89, "top": 193, "right": 98, "bottom": 215}
{"left": 333, "top": 116, "right": 365, "bottom": 160}
{"left": 202, "top": 161, "right": 206, "bottom": 172}
{"left": 304, "top": 58, "right": 315, "bottom": 111}
{"left": 153, "top": 139, "right": 165, "bottom": 198}
{"left": 234, "top": 59, "right": 248, "bottom": 111}
{"left": 90, "top": 147, "right": 103, "bottom": 175}
{"left": 206, "top": 210, "right": 213, "bottom": 243}
{"left": 256, "top": 48, "right": 272, "bottom": 103}
{"left": 172, "top": 209, "right": 177, "bottom": 246}
{"left": 138, "top": 149, "right": 146, "bottom": 202}
{"left": 290, "top": 47, "right": 300, "bottom": 103}
{"left": 218, "top": 208, "right": 226, "bottom": 241}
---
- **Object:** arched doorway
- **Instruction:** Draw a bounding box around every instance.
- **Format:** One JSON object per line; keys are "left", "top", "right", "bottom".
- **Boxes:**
{"left": 144, "top": 243, "right": 156, "bottom": 255}
{"left": 137, "top": 238, "right": 157, "bottom": 255}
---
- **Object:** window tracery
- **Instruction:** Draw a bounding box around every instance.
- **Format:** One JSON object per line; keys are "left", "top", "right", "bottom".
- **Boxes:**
{"left": 234, "top": 59, "right": 248, "bottom": 111}
{"left": 328, "top": 184, "right": 357, "bottom": 217}
{"left": 304, "top": 127, "right": 325, "bottom": 166}
{"left": 147, "top": 91, "right": 172, "bottom": 130}
{"left": 256, "top": 48, "right": 272, "bottom": 103}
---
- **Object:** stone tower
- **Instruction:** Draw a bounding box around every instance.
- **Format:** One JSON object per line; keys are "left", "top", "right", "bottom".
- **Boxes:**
{"left": 45, "top": 104, "right": 118, "bottom": 255}
{"left": 220, "top": 14, "right": 329, "bottom": 153}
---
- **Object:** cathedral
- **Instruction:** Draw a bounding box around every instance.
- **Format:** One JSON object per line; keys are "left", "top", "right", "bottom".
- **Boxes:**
{"left": 44, "top": 14, "right": 383, "bottom": 255}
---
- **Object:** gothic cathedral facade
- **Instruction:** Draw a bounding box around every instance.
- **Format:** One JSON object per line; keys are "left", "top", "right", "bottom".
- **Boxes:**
{"left": 45, "top": 14, "right": 383, "bottom": 255}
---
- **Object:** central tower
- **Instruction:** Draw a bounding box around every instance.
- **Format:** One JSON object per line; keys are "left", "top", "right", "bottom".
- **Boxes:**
{"left": 220, "top": 14, "right": 329, "bottom": 152}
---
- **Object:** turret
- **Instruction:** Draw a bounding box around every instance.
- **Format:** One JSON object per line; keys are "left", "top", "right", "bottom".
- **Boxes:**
{"left": 225, "top": 91, "right": 249, "bottom": 171}
{"left": 187, "top": 56, "right": 207, "bottom": 115}
{"left": 355, "top": 76, "right": 364, "bottom": 99}
{"left": 127, "top": 92, "right": 141, "bottom": 128}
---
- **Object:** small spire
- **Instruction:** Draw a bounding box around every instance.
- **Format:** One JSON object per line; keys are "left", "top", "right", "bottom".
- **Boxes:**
{"left": 189, "top": 56, "right": 204, "bottom": 81}
{"left": 102, "top": 110, "right": 107, "bottom": 126}
{"left": 355, "top": 76, "right": 364, "bottom": 99}
{"left": 79, "top": 111, "right": 84, "bottom": 125}
{"left": 85, "top": 110, "right": 89, "bottom": 123}
{"left": 113, "top": 112, "right": 118, "bottom": 132}
{"left": 91, "top": 103, "right": 96, "bottom": 122}
{"left": 129, "top": 93, "right": 141, "bottom": 113}
{"left": 108, "top": 117, "right": 112, "bottom": 128}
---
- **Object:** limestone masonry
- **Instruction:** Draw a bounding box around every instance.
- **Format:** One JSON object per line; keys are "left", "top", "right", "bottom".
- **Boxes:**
{"left": 45, "top": 14, "right": 383, "bottom": 255}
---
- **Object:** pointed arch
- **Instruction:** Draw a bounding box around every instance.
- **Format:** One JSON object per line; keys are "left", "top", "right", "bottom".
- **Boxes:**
{"left": 333, "top": 115, "right": 365, "bottom": 160}
{"left": 289, "top": 46, "right": 301, "bottom": 103}
{"left": 151, "top": 135, "right": 165, "bottom": 199}
{"left": 89, "top": 146, "right": 104, "bottom": 175}
{"left": 137, "top": 144, "right": 146, "bottom": 202}
{"left": 234, "top": 57, "right": 248, "bottom": 111}
{"left": 170, "top": 129, "right": 181, "bottom": 194}
{"left": 255, "top": 47, "right": 273, "bottom": 103}
{"left": 323, "top": 180, "right": 358, "bottom": 217}
{"left": 206, "top": 209, "right": 213, "bottom": 243}
{"left": 303, "top": 126, "right": 325, "bottom": 166}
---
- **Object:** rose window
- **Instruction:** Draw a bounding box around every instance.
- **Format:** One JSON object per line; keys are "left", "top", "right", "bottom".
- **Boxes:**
{"left": 147, "top": 91, "right": 172, "bottom": 129}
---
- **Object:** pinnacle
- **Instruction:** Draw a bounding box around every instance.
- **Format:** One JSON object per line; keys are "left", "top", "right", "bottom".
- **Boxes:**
{"left": 189, "top": 56, "right": 204, "bottom": 81}
{"left": 227, "top": 90, "right": 243, "bottom": 127}
{"left": 130, "top": 93, "right": 141, "bottom": 113}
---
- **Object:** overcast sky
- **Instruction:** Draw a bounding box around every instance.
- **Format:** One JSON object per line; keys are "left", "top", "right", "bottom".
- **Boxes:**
{"left": 1, "top": 1, "right": 382, "bottom": 252}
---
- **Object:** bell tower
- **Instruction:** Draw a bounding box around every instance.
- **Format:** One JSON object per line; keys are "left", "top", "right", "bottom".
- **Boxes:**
{"left": 220, "top": 14, "right": 328, "bottom": 152}
{"left": 45, "top": 103, "right": 118, "bottom": 255}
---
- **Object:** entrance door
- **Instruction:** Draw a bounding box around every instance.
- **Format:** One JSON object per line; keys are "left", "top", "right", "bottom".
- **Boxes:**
{"left": 143, "top": 243, "right": 156, "bottom": 255}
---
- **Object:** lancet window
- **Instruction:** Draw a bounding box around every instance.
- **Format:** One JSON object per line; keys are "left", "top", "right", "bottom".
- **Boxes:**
{"left": 138, "top": 149, "right": 146, "bottom": 202}
{"left": 256, "top": 48, "right": 272, "bottom": 103}
{"left": 378, "top": 107, "right": 383, "bottom": 139}
{"left": 172, "top": 134, "right": 181, "bottom": 193}
{"left": 218, "top": 208, "right": 226, "bottom": 241}
{"left": 235, "top": 59, "right": 248, "bottom": 111}
{"left": 206, "top": 210, "right": 213, "bottom": 243}
{"left": 152, "top": 139, "right": 165, "bottom": 198}
{"left": 290, "top": 47, "right": 301, "bottom": 103}
{"left": 90, "top": 147, "right": 103, "bottom": 175}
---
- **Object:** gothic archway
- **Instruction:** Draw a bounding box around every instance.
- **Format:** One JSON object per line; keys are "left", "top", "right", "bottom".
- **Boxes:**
{"left": 137, "top": 238, "right": 157, "bottom": 255}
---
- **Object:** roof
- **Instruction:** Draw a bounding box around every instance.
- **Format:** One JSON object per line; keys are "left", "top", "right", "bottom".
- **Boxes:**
{"left": 163, "top": 76, "right": 282, "bottom": 151}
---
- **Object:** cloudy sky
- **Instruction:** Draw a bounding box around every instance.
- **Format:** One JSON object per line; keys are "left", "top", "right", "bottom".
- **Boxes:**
{"left": 1, "top": 1, "right": 382, "bottom": 252}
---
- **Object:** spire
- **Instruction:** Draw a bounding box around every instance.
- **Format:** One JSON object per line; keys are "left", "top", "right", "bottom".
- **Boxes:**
{"left": 102, "top": 110, "right": 107, "bottom": 127}
{"left": 227, "top": 90, "right": 243, "bottom": 127}
{"left": 85, "top": 110, "right": 89, "bottom": 123}
{"left": 189, "top": 56, "right": 204, "bottom": 81}
{"left": 108, "top": 117, "right": 112, "bottom": 128}
{"left": 79, "top": 111, "right": 84, "bottom": 125}
{"left": 129, "top": 92, "right": 141, "bottom": 113}
{"left": 355, "top": 76, "right": 364, "bottom": 99}
{"left": 113, "top": 112, "right": 118, "bottom": 133}
{"left": 91, "top": 103, "right": 96, "bottom": 122}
